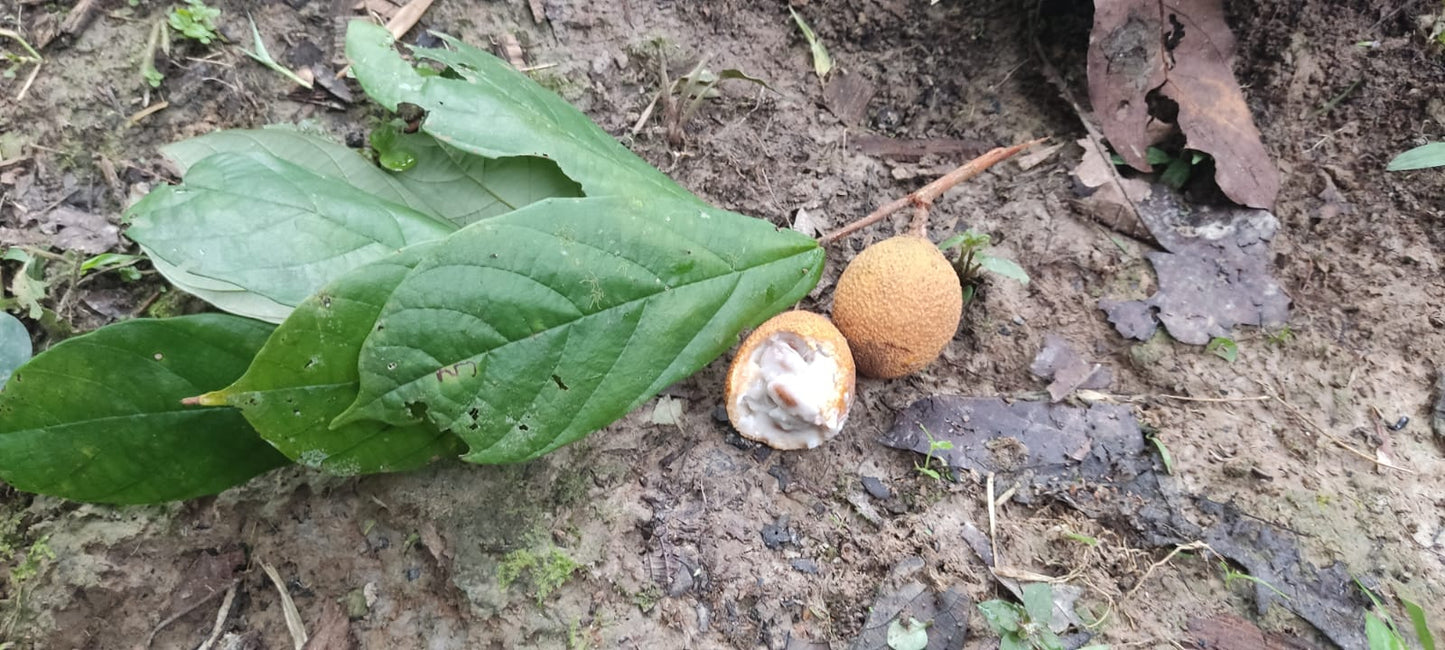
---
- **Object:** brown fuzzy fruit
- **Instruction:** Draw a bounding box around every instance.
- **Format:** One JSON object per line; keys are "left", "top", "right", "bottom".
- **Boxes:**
{"left": 724, "top": 311, "right": 856, "bottom": 450}
{"left": 831, "top": 235, "right": 962, "bottom": 379}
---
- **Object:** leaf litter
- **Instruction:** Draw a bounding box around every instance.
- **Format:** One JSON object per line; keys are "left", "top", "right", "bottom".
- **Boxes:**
{"left": 1091, "top": 184, "right": 1291, "bottom": 345}
{"left": 881, "top": 393, "right": 1376, "bottom": 649}
{"left": 1086, "top": 0, "right": 1280, "bottom": 210}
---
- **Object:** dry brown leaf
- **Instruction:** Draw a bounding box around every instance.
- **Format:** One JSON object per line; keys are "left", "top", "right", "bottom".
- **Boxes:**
{"left": 1086, "top": 0, "right": 1279, "bottom": 210}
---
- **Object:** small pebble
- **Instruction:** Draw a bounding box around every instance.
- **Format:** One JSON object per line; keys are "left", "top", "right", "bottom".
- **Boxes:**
{"left": 861, "top": 476, "right": 892, "bottom": 501}
{"left": 760, "top": 515, "right": 793, "bottom": 550}
{"left": 404, "top": 567, "right": 421, "bottom": 581}
{"left": 768, "top": 464, "right": 792, "bottom": 492}
{"left": 790, "top": 559, "right": 819, "bottom": 574}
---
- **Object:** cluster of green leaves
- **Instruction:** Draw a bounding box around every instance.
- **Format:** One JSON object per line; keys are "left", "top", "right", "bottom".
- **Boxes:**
{"left": 168, "top": 0, "right": 221, "bottom": 45}
{"left": 0, "top": 21, "right": 823, "bottom": 504}
{"left": 978, "top": 583, "right": 1066, "bottom": 650}
{"left": 979, "top": 583, "right": 1109, "bottom": 650}
{"left": 938, "top": 229, "right": 1030, "bottom": 305}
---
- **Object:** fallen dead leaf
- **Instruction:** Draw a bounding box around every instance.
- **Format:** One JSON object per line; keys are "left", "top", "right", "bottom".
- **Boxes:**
{"left": 1086, "top": 0, "right": 1279, "bottom": 209}
{"left": 1097, "top": 186, "right": 1290, "bottom": 345}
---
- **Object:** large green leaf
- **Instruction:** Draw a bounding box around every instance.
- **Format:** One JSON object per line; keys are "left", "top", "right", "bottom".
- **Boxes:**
{"left": 346, "top": 21, "right": 696, "bottom": 205}
{"left": 126, "top": 151, "right": 456, "bottom": 310}
{"left": 162, "top": 127, "right": 582, "bottom": 229}
{"left": 332, "top": 196, "right": 823, "bottom": 463}
{"left": 143, "top": 249, "right": 295, "bottom": 323}
{"left": 0, "top": 314, "right": 288, "bottom": 504}
{"left": 198, "top": 243, "right": 464, "bottom": 475}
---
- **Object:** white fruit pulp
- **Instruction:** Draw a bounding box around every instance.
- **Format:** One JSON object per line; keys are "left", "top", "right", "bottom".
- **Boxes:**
{"left": 734, "top": 333, "right": 845, "bottom": 449}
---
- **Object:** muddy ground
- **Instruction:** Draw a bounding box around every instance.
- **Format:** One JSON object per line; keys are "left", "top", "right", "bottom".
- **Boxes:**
{"left": 1, "top": 0, "right": 1443, "bottom": 648}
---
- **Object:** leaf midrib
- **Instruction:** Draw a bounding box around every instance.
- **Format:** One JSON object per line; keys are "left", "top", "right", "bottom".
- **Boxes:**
{"left": 350, "top": 246, "right": 817, "bottom": 425}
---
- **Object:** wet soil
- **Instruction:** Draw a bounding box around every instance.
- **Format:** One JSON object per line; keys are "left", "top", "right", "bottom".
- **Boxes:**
{"left": 1, "top": 0, "right": 1443, "bottom": 648}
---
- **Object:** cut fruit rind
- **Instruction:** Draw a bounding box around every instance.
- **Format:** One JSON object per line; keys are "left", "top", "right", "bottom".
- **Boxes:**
{"left": 725, "top": 311, "right": 855, "bottom": 450}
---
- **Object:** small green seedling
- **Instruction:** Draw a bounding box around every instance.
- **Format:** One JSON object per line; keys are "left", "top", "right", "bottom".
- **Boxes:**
{"left": 168, "top": 0, "right": 221, "bottom": 45}
{"left": 914, "top": 424, "right": 954, "bottom": 481}
{"left": 1112, "top": 146, "right": 1209, "bottom": 190}
{"left": 1142, "top": 426, "right": 1175, "bottom": 474}
{"left": 1357, "top": 580, "right": 1437, "bottom": 650}
{"left": 1205, "top": 336, "right": 1238, "bottom": 363}
{"left": 1265, "top": 326, "right": 1294, "bottom": 346}
{"left": 640, "top": 44, "right": 772, "bottom": 147}
{"left": 242, "top": 16, "right": 312, "bottom": 89}
{"left": 938, "top": 229, "right": 1030, "bottom": 305}
{"left": 788, "top": 8, "right": 831, "bottom": 81}
{"left": 1387, "top": 143, "right": 1445, "bottom": 171}
{"left": 1220, "top": 560, "right": 1290, "bottom": 602}
{"left": 978, "top": 582, "right": 1064, "bottom": 650}
{"left": 80, "top": 253, "right": 146, "bottom": 282}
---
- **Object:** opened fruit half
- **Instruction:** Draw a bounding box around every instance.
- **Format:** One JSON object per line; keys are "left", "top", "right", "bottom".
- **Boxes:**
{"left": 725, "top": 310, "right": 856, "bottom": 450}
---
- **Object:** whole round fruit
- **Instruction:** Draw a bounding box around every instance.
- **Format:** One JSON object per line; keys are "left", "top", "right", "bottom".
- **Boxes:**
{"left": 831, "top": 235, "right": 962, "bottom": 379}
{"left": 724, "top": 310, "right": 855, "bottom": 450}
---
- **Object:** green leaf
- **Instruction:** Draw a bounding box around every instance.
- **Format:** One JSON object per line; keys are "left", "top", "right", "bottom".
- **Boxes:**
{"left": 7, "top": 250, "right": 48, "bottom": 320}
{"left": 163, "top": 127, "right": 581, "bottom": 230}
{"left": 1206, "top": 336, "right": 1238, "bottom": 363}
{"left": 334, "top": 196, "right": 823, "bottom": 464}
{"left": 1022, "top": 582, "right": 1054, "bottom": 626}
{"left": 203, "top": 243, "right": 464, "bottom": 475}
{"left": 0, "top": 312, "right": 31, "bottom": 389}
{"left": 241, "top": 15, "right": 312, "bottom": 89}
{"left": 345, "top": 21, "right": 696, "bottom": 205}
{"left": 1367, "top": 612, "right": 1407, "bottom": 650}
{"left": 126, "top": 151, "right": 456, "bottom": 311}
{"left": 1402, "top": 597, "right": 1436, "bottom": 650}
{"left": 1387, "top": 142, "right": 1445, "bottom": 171}
{"left": 1000, "top": 634, "right": 1030, "bottom": 650}
{"left": 977, "top": 600, "right": 1023, "bottom": 634}
{"left": 977, "top": 254, "right": 1030, "bottom": 285}
{"left": 0, "top": 314, "right": 288, "bottom": 504}
{"left": 788, "top": 8, "right": 832, "bottom": 80}
{"left": 1148, "top": 434, "right": 1175, "bottom": 474}
{"left": 1145, "top": 147, "right": 1173, "bottom": 166}
{"left": 1160, "top": 155, "right": 1193, "bottom": 189}
{"left": 143, "top": 250, "right": 295, "bottom": 323}
{"left": 886, "top": 617, "right": 929, "bottom": 650}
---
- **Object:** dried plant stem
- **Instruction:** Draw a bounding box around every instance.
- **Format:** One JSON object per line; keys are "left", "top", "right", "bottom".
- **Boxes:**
{"left": 818, "top": 137, "right": 1046, "bottom": 245}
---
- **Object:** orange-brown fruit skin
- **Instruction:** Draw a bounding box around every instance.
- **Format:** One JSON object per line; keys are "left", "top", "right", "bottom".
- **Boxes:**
{"left": 831, "top": 235, "right": 962, "bottom": 379}
{"left": 724, "top": 310, "right": 856, "bottom": 450}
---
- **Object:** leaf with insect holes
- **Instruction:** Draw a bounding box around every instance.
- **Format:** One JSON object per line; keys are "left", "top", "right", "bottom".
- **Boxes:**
{"left": 0, "top": 312, "right": 31, "bottom": 389}
{"left": 1387, "top": 142, "right": 1445, "bottom": 171}
{"left": 162, "top": 127, "right": 581, "bottom": 230}
{"left": 345, "top": 21, "right": 698, "bottom": 205}
{"left": 332, "top": 196, "right": 823, "bottom": 464}
{"left": 201, "top": 243, "right": 464, "bottom": 475}
{"left": 126, "top": 151, "right": 456, "bottom": 314}
{"left": 0, "top": 314, "right": 288, "bottom": 504}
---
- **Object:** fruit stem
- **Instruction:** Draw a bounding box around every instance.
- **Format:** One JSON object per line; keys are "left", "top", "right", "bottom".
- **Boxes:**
{"left": 818, "top": 137, "right": 1048, "bottom": 245}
